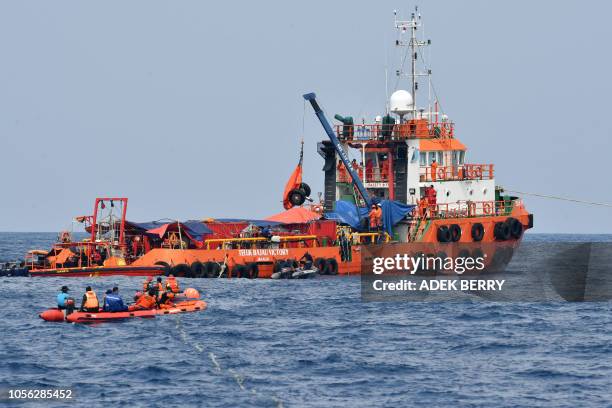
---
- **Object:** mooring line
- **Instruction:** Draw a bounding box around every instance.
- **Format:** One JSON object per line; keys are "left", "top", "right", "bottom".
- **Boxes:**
{"left": 506, "top": 189, "right": 612, "bottom": 208}
{"left": 174, "top": 316, "right": 284, "bottom": 408}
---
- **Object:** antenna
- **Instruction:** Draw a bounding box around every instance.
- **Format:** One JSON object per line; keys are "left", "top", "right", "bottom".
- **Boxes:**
{"left": 394, "top": 6, "right": 431, "bottom": 117}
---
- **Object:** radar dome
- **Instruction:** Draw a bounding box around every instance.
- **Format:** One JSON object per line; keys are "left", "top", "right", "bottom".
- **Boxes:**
{"left": 390, "top": 90, "right": 414, "bottom": 115}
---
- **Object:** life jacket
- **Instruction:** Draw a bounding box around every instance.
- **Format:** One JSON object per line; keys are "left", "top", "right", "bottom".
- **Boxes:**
{"left": 83, "top": 291, "right": 99, "bottom": 309}
{"left": 369, "top": 209, "right": 379, "bottom": 228}
{"left": 136, "top": 294, "right": 157, "bottom": 309}
{"left": 165, "top": 277, "right": 179, "bottom": 294}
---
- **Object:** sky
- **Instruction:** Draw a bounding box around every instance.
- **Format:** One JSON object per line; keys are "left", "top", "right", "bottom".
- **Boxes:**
{"left": 0, "top": 1, "right": 611, "bottom": 233}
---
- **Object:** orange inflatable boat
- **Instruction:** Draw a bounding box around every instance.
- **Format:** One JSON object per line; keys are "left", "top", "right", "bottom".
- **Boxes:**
{"left": 39, "top": 299, "right": 207, "bottom": 323}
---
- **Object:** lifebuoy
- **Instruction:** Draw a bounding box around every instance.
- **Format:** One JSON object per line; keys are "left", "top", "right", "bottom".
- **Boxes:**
{"left": 437, "top": 226, "right": 451, "bottom": 243}
{"left": 471, "top": 223, "right": 484, "bottom": 242}
{"left": 473, "top": 166, "right": 483, "bottom": 179}
{"left": 437, "top": 167, "right": 446, "bottom": 180}
{"left": 449, "top": 224, "right": 462, "bottom": 242}
{"left": 483, "top": 202, "right": 493, "bottom": 215}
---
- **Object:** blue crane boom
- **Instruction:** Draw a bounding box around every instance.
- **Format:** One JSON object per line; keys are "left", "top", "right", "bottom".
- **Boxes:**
{"left": 303, "top": 92, "right": 373, "bottom": 209}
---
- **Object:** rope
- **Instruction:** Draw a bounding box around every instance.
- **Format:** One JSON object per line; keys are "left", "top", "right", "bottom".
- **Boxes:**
{"left": 506, "top": 190, "right": 612, "bottom": 208}
{"left": 174, "top": 315, "right": 284, "bottom": 407}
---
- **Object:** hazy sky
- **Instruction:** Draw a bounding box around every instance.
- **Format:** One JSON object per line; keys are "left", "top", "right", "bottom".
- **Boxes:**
{"left": 1, "top": 1, "right": 611, "bottom": 233}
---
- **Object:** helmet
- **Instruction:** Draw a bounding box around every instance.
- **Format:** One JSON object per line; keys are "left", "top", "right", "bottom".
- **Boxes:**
{"left": 61, "top": 286, "right": 69, "bottom": 293}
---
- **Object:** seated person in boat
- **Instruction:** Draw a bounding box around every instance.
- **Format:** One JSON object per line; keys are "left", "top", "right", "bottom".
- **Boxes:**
{"left": 57, "top": 286, "right": 75, "bottom": 313}
{"left": 299, "top": 252, "right": 314, "bottom": 269}
{"left": 128, "top": 288, "right": 158, "bottom": 311}
{"left": 80, "top": 286, "right": 99, "bottom": 312}
{"left": 103, "top": 286, "right": 127, "bottom": 312}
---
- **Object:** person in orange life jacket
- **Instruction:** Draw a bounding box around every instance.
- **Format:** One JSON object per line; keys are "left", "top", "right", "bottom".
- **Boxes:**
{"left": 80, "top": 286, "right": 99, "bottom": 312}
{"left": 380, "top": 156, "right": 388, "bottom": 181}
{"left": 365, "top": 159, "right": 374, "bottom": 181}
{"left": 351, "top": 159, "right": 361, "bottom": 178}
{"left": 430, "top": 158, "right": 438, "bottom": 181}
{"left": 128, "top": 288, "right": 158, "bottom": 311}
{"left": 375, "top": 203, "right": 383, "bottom": 228}
{"left": 427, "top": 184, "right": 437, "bottom": 206}
{"left": 427, "top": 184, "right": 438, "bottom": 216}
{"left": 337, "top": 160, "right": 347, "bottom": 182}
{"left": 419, "top": 196, "right": 429, "bottom": 218}
{"left": 165, "top": 275, "right": 180, "bottom": 294}
{"left": 369, "top": 204, "right": 380, "bottom": 230}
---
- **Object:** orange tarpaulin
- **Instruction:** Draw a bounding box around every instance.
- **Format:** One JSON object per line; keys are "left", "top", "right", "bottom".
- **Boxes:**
{"left": 47, "top": 248, "right": 76, "bottom": 265}
{"left": 266, "top": 206, "right": 321, "bottom": 224}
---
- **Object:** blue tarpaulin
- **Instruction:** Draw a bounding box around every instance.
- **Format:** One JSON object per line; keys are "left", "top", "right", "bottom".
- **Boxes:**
{"left": 324, "top": 200, "right": 414, "bottom": 234}
{"left": 127, "top": 220, "right": 212, "bottom": 241}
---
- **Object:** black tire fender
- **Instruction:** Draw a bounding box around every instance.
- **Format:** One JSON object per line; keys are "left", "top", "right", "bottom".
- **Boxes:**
{"left": 471, "top": 223, "right": 485, "bottom": 242}
{"left": 325, "top": 258, "right": 338, "bottom": 275}
{"left": 437, "top": 226, "right": 451, "bottom": 243}
{"left": 449, "top": 224, "right": 462, "bottom": 242}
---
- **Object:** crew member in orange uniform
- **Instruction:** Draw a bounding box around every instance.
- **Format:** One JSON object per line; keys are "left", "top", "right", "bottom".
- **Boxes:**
{"left": 418, "top": 196, "right": 429, "bottom": 218}
{"left": 369, "top": 204, "right": 379, "bottom": 231}
{"left": 430, "top": 158, "right": 438, "bottom": 181}
{"left": 380, "top": 156, "right": 388, "bottom": 181}
{"left": 337, "top": 160, "right": 347, "bottom": 182}
{"left": 426, "top": 184, "right": 438, "bottom": 216}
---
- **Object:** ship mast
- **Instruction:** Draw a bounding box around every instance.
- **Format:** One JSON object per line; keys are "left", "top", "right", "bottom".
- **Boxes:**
{"left": 394, "top": 7, "right": 431, "bottom": 118}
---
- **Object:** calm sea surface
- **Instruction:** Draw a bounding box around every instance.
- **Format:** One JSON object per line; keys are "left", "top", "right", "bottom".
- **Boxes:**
{"left": 0, "top": 233, "right": 611, "bottom": 407}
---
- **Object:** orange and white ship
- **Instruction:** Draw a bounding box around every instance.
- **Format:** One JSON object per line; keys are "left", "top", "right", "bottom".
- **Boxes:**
{"left": 22, "top": 10, "right": 532, "bottom": 278}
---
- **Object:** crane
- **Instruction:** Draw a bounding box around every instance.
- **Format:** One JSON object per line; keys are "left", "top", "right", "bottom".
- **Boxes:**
{"left": 303, "top": 92, "right": 373, "bottom": 209}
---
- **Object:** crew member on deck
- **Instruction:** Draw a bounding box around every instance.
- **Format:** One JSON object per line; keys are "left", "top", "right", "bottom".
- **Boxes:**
{"left": 337, "top": 160, "right": 347, "bottom": 182}
{"left": 430, "top": 158, "right": 438, "bottom": 181}
{"left": 80, "top": 286, "right": 99, "bottom": 312}
{"left": 369, "top": 204, "right": 380, "bottom": 232}
{"left": 427, "top": 185, "right": 438, "bottom": 216}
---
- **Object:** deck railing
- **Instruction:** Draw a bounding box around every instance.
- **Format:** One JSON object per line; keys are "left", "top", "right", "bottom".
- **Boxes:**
{"left": 335, "top": 121, "right": 454, "bottom": 142}
{"left": 415, "top": 199, "right": 519, "bottom": 219}
{"left": 420, "top": 164, "right": 494, "bottom": 182}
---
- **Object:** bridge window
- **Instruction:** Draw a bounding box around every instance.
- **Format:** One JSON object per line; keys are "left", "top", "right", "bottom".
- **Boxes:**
{"left": 420, "top": 152, "right": 426, "bottom": 166}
